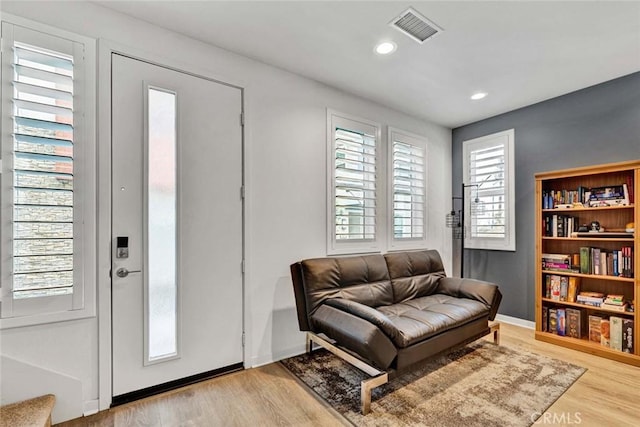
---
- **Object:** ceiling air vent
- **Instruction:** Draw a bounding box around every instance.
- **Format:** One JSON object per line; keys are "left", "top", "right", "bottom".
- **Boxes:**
{"left": 390, "top": 7, "right": 443, "bottom": 44}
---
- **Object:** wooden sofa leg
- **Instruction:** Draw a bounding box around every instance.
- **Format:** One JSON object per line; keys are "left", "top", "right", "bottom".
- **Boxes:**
{"left": 361, "top": 373, "right": 388, "bottom": 415}
{"left": 490, "top": 321, "right": 500, "bottom": 345}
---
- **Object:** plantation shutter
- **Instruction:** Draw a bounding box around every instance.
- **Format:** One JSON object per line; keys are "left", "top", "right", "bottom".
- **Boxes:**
{"left": 468, "top": 143, "right": 506, "bottom": 239}
{"left": 391, "top": 140, "right": 425, "bottom": 239}
{"left": 334, "top": 127, "right": 376, "bottom": 240}
{"left": 12, "top": 42, "right": 75, "bottom": 300}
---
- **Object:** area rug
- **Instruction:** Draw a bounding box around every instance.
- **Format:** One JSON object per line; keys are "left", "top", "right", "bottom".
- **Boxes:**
{"left": 280, "top": 341, "right": 586, "bottom": 427}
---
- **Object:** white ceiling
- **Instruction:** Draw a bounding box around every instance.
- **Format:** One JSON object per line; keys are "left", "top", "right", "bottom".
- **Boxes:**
{"left": 97, "top": 1, "right": 640, "bottom": 128}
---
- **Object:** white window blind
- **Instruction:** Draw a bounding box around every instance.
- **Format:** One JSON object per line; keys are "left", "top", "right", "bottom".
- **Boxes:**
{"left": 392, "top": 140, "right": 425, "bottom": 239}
{"left": 468, "top": 144, "right": 505, "bottom": 238}
{"left": 334, "top": 127, "right": 376, "bottom": 240}
{"left": 463, "top": 129, "right": 515, "bottom": 251}
{"left": 327, "top": 112, "right": 381, "bottom": 254}
{"left": 11, "top": 42, "right": 76, "bottom": 300}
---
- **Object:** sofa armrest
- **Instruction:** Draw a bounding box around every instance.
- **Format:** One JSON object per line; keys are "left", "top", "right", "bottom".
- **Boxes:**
{"left": 311, "top": 304, "right": 398, "bottom": 369}
{"left": 437, "top": 277, "right": 502, "bottom": 321}
{"left": 325, "top": 298, "right": 399, "bottom": 343}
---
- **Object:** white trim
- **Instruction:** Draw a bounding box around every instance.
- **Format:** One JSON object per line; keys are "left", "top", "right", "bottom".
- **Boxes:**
{"left": 0, "top": 14, "right": 97, "bottom": 329}
{"left": 326, "top": 109, "right": 383, "bottom": 255}
{"left": 462, "top": 128, "right": 516, "bottom": 251}
{"left": 495, "top": 313, "right": 535, "bottom": 330}
{"left": 83, "top": 399, "right": 99, "bottom": 417}
{"left": 96, "top": 37, "right": 113, "bottom": 412}
{"left": 250, "top": 343, "right": 307, "bottom": 368}
{"left": 97, "top": 38, "right": 248, "bottom": 411}
{"left": 387, "top": 127, "right": 429, "bottom": 251}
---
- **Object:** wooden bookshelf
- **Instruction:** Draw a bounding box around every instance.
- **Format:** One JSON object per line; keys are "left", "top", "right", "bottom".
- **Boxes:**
{"left": 535, "top": 160, "right": 640, "bottom": 366}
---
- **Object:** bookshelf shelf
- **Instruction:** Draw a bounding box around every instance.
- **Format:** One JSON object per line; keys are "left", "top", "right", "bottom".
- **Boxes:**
{"left": 534, "top": 331, "right": 640, "bottom": 367}
{"left": 541, "top": 270, "right": 634, "bottom": 282}
{"left": 542, "top": 204, "right": 634, "bottom": 213}
{"left": 536, "top": 160, "right": 639, "bottom": 366}
{"left": 542, "top": 237, "right": 634, "bottom": 242}
{"left": 541, "top": 298, "right": 635, "bottom": 317}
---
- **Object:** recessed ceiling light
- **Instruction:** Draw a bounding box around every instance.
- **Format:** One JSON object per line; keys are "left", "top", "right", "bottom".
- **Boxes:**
{"left": 471, "top": 92, "right": 487, "bottom": 100}
{"left": 375, "top": 41, "right": 397, "bottom": 55}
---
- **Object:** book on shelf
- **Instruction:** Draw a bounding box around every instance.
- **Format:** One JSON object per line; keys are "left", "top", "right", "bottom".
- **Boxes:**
{"left": 566, "top": 308, "right": 583, "bottom": 339}
{"left": 610, "top": 317, "right": 623, "bottom": 351}
{"left": 593, "top": 248, "right": 601, "bottom": 275}
{"left": 600, "top": 318, "right": 610, "bottom": 347}
{"left": 623, "top": 318, "right": 634, "bottom": 353}
{"left": 589, "top": 315, "right": 602, "bottom": 343}
{"left": 542, "top": 306, "right": 548, "bottom": 332}
{"left": 580, "top": 247, "right": 590, "bottom": 274}
{"left": 543, "top": 262, "right": 572, "bottom": 271}
{"left": 625, "top": 175, "right": 634, "bottom": 204}
{"left": 567, "top": 277, "right": 580, "bottom": 302}
{"left": 559, "top": 277, "right": 568, "bottom": 301}
{"left": 549, "top": 309, "right": 558, "bottom": 335}
{"left": 580, "top": 291, "right": 605, "bottom": 298}
{"left": 577, "top": 294, "right": 605, "bottom": 305}
{"left": 550, "top": 276, "right": 561, "bottom": 301}
{"left": 604, "top": 294, "right": 624, "bottom": 305}
{"left": 545, "top": 275, "right": 551, "bottom": 298}
{"left": 601, "top": 302, "right": 629, "bottom": 312}
{"left": 622, "top": 246, "right": 634, "bottom": 278}
{"left": 557, "top": 308, "right": 566, "bottom": 336}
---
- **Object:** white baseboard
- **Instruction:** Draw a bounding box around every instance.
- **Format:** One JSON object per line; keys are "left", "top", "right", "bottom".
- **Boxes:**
{"left": 495, "top": 314, "right": 535, "bottom": 330}
{"left": 250, "top": 344, "right": 307, "bottom": 368}
{"left": 83, "top": 399, "right": 99, "bottom": 416}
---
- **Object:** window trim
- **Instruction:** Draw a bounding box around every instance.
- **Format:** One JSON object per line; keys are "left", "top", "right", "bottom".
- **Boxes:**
{"left": 462, "top": 128, "right": 515, "bottom": 251}
{"left": 326, "top": 109, "right": 382, "bottom": 255}
{"left": 387, "top": 127, "right": 428, "bottom": 251}
{"left": 0, "top": 16, "right": 96, "bottom": 329}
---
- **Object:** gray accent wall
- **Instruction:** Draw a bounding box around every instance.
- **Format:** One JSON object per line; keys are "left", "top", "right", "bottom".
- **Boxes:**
{"left": 452, "top": 72, "right": 640, "bottom": 321}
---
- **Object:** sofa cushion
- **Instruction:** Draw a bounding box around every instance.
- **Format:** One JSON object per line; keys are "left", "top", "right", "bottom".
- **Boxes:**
{"left": 376, "top": 294, "right": 490, "bottom": 348}
{"left": 384, "top": 250, "right": 446, "bottom": 303}
{"left": 300, "top": 254, "right": 393, "bottom": 317}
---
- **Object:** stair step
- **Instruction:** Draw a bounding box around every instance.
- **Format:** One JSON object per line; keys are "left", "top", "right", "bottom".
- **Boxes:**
{"left": 0, "top": 394, "right": 55, "bottom": 427}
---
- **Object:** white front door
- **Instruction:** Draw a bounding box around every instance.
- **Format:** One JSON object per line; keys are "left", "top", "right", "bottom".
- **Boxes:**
{"left": 111, "top": 54, "right": 243, "bottom": 399}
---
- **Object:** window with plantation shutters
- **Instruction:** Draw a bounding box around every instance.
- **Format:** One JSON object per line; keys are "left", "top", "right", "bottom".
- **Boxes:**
{"left": 1, "top": 20, "right": 96, "bottom": 326}
{"left": 463, "top": 129, "right": 515, "bottom": 251}
{"left": 389, "top": 129, "right": 427, "bottom": 247}
{"left": 327, "top": 112, "right": 381, "bottom": 254}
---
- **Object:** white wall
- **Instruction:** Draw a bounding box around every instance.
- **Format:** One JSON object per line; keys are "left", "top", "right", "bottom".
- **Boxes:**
{"left": 0, "top": 1, "right": 452, "bottom": 422}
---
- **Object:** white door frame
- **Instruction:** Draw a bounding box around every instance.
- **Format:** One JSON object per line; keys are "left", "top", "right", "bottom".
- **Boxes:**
{"left": 97, "top": 39, "right": 248, "bottom": 411}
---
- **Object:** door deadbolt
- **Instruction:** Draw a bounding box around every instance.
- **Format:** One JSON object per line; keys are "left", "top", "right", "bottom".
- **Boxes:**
{"left": 116, "top": 267, "right": 141, "bottom": 278}
{"left": 116, "top": 236, "right": 129, "bottom": 259}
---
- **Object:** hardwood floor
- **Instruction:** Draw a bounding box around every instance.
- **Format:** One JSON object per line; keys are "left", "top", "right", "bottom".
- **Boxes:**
{"left": 57, "top": 323, "right": 640, "bottom": 426}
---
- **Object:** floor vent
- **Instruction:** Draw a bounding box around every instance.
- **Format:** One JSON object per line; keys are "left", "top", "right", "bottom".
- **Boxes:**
{"left": 390, "top": 7, "right": 443, "bottom": 44}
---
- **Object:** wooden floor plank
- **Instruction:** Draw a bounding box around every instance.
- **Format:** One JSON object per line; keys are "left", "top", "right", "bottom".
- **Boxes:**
{"left": 56, "top": 323, "right": 640, "bottom": 426}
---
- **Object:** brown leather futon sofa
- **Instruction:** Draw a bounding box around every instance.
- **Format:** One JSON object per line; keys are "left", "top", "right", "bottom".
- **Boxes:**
{"left": 290, "top": 249, "right": 502, "bottom": 413}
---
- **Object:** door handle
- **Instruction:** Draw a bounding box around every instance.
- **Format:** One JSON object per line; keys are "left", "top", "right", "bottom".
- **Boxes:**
{"left": 115, "top": 267, "right": 142, "bottom": 278}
